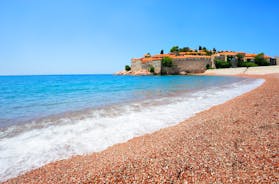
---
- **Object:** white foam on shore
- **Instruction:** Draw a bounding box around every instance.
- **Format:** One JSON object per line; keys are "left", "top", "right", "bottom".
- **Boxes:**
{"left": 0, "top": 78, "right": 264, "bottom": 182}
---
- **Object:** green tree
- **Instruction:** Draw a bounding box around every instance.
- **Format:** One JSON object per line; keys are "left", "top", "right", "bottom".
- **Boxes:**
{"left": 125, "top": 65, "right": 131, "bottom": 71}
{"left": 198, "top": 46, "right": 202, "bottom": 50}
{"left": 161, "top": 57, "right": 173, "bottom": 67}
{"left": 215, "top": 59, "right": 231, "bottom": 68}
{"left": 236, "top": 53, "right": 244, "bottom": 62}
{"left": 179, "top": 47, "right": 190, "bottom": 52}
{"left": 145, "top": 53, "right": 151, "bottom": 58}
{"left": 236, "top": 53, "right": 245, "bottom": 67}
{"left": 160, "top": 49, "right": 164, "bottom": 54}
{"left": 170, "top": 46, "right": 179, "bottom": 53}
{"left": 213, "top": 48, "right": 216, "bottom": 52}
{"left": 254, "top": 53, "right": 269, "bottom": 66}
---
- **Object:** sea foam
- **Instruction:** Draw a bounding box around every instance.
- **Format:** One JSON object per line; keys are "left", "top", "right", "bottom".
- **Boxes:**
{"left": 0, "top": 78, "right": 264, "bottom": 182}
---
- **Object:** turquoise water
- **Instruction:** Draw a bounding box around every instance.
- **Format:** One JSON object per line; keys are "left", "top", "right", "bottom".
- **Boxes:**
{"left": 0, "top": 74, "right": 264, "bottom": 181}
{"left": 0, "top": 74, "right": 242, "bottom": 128}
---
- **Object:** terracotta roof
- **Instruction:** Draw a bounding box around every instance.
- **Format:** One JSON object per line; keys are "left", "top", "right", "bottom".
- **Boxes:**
{"left": 132, "top": 51, "right": 272, "bottom": 63}
{"left": 142, "top": 57, "right": 161, "bottom": 63}
{"left": 218, "top": 52, "right": 239, "bottom": 56}
{"left": 178, "top": 51, "right": 207, "bottom": 55}
{"left": 245, "top": 54, "right": 257, "bottom": 57}
{"left": 245, "top": 54, "right": 271, "bottom": 59}
{"left": 152, "top": 54, "right": 171, "bottom": 58}
{"left": 173, "top": 55, "right": 211, "bottom": 59}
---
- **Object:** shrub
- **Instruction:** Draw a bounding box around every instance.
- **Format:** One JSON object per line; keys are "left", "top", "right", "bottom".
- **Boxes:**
{"left": 215, "top": 59, "right": 231, "bottom": 68}
{"left": 170, "top": 46, "right": 179, "bottom": 53}
{"left": 161, "top": 57, "right": 173, "bottom": 67}
{"left": 255, "top": 53, "right": 269, "bottom": 66}
{"left": 149, "top": 66, "right": 155, "bottom": 73}
{"left": 125, "top": 65, "right": 131, "bottom": 71}
{"left": 236, "top": 53, "right": 244, "bottom": 62}
{"left": 206, "top": 64, "right": 212, "bottom": 70}
{"left": 179, "top": 47, "right": 191, "bottom": 52}
{"left": 237, "top": 61, "right": 244, "bottom": 67}
{"left": 239, "top": 62, "right": 258, "bottom": 67}
{"left": 144, "top": 53, "right": 151, "bottom": 58}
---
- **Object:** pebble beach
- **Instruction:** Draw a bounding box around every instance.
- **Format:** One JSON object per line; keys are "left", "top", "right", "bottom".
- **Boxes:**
{"left": 3, "top": 73, "right": 279, "bottom": 183}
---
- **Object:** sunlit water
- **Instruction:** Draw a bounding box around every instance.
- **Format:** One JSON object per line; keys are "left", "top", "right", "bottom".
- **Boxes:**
{"left": 0, "top": 74, "right": 264, "bottom": 181}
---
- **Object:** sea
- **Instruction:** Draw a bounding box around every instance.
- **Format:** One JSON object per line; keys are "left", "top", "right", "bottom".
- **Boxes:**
{"left": 0, "top": 74, "right": 264, "bottom": 181}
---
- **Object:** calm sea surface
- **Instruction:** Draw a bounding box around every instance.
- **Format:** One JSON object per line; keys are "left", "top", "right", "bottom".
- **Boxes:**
{"left": 0, "top": 74, "right": 246, "bottom": 128}
{"left": 0, "top": 74, "right": 264, "bottom": 181}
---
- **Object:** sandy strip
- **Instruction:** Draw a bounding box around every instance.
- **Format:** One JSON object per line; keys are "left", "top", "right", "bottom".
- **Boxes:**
{"left": 3, "top": 74, "right": 279, "bottom": 183}
{"left": 204, "top": 65, "right": 279, "bottom": 75}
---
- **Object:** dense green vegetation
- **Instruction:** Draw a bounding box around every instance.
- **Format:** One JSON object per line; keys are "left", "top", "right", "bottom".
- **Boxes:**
{"left": 169, "top": 45, "right": 215, "bottom": 55}
{"left": 255, "top": 53, "right": 269, "bottom": 66}
{"left": 170, "top": 46, "right": 191, "bottom": 53}
{"left": 125, "top": 65, "right": 131, "bottom": 71}
{"left": 170, "top": 46, "right": 179, "bottom": 53}
{"left": 238, "top": 62, "right": 258, "bottom": 67}
{"left": 149, "top": 66, "right": 155, "bottom": 73}
{"left": 215, "top": 59, "right": 232, "bottom": 68}
{"left": 161, "top": 57, "right": 173, "bottom": 67}
{"left": 179, "top": 47, "right": 191, "bottom": 52}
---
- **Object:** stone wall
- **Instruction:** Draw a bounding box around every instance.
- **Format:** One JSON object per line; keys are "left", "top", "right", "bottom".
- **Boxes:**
{"left": 131, "top": 60, "right": 143, "bottom": 72}
{"left": 172, "top": 57, "right": 212, "bottom": 73}
{"left": 131, "top": 60, "right": 161, "bottom": 74}
{"left": 131, "top": 57, "right": 212, "bottom": 75}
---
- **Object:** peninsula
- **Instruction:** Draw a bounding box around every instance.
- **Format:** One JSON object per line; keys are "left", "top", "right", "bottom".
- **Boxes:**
{"left": 117, "top": 46, "right": 278, "bottom": 75}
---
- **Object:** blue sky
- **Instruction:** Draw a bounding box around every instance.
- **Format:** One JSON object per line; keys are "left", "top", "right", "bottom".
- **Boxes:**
{"left": 0, "top": 0, "right": 278, "bottom": 75}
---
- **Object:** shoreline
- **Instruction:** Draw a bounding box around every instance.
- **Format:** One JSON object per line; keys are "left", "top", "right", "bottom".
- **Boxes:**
{"left": 3, "top": 73, "right": 279, "bottom": 183}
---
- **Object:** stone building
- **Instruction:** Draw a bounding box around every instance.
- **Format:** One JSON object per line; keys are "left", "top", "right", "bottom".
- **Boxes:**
{"left": 214, "top": 52, "right": 274, "bottom": 63}
{"left": 131, "top": 52, "right": 213, "bottom": 74}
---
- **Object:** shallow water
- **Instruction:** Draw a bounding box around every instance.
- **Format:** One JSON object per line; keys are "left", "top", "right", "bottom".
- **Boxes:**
{"left": 0, "top": 74, "right": 264, "bottom": 181}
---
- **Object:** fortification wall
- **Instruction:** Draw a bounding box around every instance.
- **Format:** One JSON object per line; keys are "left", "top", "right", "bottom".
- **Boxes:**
{"left": 131, "top": 60, "right": 143, "bottom": 72}
{"left": 172, "top": 57, "right": 212, "bottom": 73}
{"left": 131, "top": 57, "right": 212, "bottom": 75}
{"left": 131, "top": 60, "right": 161, "bottom": 74}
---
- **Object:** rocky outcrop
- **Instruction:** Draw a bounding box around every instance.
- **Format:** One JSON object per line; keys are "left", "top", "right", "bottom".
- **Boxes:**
{"left": 115, "top": 69, "right": 153, "bottom": 76}
{"left": 115, "top": 70, "right": 132, "bottom": 75}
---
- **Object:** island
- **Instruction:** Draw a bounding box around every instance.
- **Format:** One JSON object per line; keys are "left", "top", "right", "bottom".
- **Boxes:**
{"left": 117, "top": 46, "right": 279, "bottom": 75}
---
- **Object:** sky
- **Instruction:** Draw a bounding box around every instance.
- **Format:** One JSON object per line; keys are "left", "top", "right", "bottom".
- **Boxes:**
{"left": 0, "top": 0, "right": 278, "bottom": 75}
